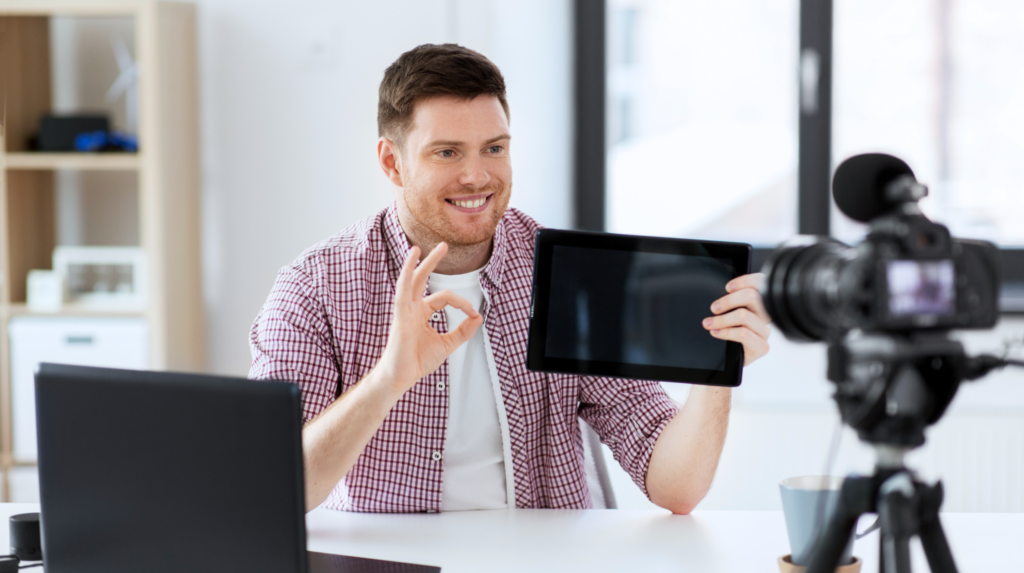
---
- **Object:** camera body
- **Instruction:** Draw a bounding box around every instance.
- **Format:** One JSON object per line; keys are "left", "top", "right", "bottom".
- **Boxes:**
{"left": 762, "top": 153, "right": 1003, "bottom": 448}
{"left": 763, "top": 154, "right": 1001, "bottom": 343}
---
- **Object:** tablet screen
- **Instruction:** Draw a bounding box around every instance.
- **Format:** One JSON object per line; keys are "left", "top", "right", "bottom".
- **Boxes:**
{"left": 527, "top": 230, "right": 750, "bottom": 386}
{"left": 546, "top": 246, "right": 734, "bottom": 371}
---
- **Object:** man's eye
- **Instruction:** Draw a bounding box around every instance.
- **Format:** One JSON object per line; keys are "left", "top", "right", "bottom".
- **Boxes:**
{"left": 488, "top": 145, "right": 503, "bottom": 154}
{"left": 440, "top": 149, "right": 455, "bottom": 158}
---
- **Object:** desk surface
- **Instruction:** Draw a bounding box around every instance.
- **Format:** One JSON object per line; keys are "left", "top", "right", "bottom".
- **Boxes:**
{"left": 3, "top": 503, "right": 1021, "bottom": 572}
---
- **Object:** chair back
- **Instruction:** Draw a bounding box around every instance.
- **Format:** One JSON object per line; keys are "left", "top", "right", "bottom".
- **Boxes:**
{"left": 579, "top": 419, "right": 617, "bottom": 509}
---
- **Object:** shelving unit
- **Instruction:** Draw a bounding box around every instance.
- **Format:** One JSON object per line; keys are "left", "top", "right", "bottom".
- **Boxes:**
{"left": 0, "top": 1, "right": 204, "bottom": 501}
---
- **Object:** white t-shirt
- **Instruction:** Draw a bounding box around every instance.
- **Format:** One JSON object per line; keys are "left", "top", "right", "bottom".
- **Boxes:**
{"left": 429, "top": 270, "right": 509, "bottom": 511}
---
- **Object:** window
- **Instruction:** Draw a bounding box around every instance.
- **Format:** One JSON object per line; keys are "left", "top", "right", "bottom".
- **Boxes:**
{"left": 579, "top": 0, "right": 1022, "bottom": 302}
{"left": 605, "top": 0, "right": 799, "bottom": 246}
{"left": 833, "top": 0, "right": 1024, "bottom": 247}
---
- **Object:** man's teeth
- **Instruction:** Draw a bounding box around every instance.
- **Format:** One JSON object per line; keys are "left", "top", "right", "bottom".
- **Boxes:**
{"left": 451, "top": 197, "right": 487, "bottom": 208}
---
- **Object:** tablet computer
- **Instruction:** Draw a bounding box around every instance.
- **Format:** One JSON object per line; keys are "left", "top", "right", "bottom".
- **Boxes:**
{"left": 527, "top": 229, "right": 751, "bottom": 387}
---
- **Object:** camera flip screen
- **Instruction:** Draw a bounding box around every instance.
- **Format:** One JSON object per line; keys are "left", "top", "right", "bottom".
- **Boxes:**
{"left": 887, "top": 259, "right": 956, "bottom": 317}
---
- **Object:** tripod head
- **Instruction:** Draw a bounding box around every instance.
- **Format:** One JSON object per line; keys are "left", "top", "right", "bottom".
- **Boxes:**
{"left": 827, "top": 330, "right": 1015, "bottom": 449}
{"left": 827, "top": 332, "right": 961, "bottom": 448}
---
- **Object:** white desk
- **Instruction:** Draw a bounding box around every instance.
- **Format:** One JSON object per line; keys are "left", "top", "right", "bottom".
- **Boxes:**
{"left": 3, "top": 503, "right": 1021, "bottom": 572}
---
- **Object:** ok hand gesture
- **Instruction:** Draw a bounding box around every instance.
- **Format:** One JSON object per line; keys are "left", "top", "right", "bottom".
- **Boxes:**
{"left": 375, "top": 243, "right": 484, "bottom": 395}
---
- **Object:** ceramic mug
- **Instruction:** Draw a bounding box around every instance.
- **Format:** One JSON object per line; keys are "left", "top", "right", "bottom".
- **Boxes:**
{"left": 779, "top": 475, "right": 855, "bottom": 566}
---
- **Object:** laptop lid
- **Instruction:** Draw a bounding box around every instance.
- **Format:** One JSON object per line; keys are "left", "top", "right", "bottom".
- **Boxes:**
{"left": 35, "top": 364, "right": 308, "bottom": 573}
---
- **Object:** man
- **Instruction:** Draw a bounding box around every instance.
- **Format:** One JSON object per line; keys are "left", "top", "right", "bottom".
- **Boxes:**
{"left": 250, "top": 44, "right": 771, "bottom": 514}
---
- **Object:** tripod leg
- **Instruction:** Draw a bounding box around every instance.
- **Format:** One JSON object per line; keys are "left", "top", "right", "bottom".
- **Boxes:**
{"left": 879, "top": 527, "right": 887, "bottom": 573}
{"left": 806, "top": 477, "right": 871, "bottom": 573}
{"left": 879, "top": 473, "right": 917, "bottom": 573}
{"left": 807, "top": 509, "right": 860, "bottom": 573}
{"left": 881, "top": 536, "right": 913, "bottom": 573}
{"left": 880, "top": 520, "right": 913, "bottom": 573}
{"left": 918, "top": 482, "right": 958, "bottom": 573}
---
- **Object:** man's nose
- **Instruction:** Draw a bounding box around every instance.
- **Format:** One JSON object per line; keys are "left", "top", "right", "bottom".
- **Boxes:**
{"left": 459, "top": 155, "right": 492, "bottom": 188}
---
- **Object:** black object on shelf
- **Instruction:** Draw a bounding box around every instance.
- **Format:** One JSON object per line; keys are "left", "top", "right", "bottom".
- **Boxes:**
{"left": 34, "top": 115, "right": 110, "bottom": 151}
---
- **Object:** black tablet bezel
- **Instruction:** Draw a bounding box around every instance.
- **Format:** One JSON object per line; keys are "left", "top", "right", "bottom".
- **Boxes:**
{"left": 527, "top": 229, "right": 752, "bottom": 387}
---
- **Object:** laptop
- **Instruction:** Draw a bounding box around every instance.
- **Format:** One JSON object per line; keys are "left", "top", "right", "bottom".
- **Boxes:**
{"left": 34, "top": 363, "right": 441, "bottom": 573}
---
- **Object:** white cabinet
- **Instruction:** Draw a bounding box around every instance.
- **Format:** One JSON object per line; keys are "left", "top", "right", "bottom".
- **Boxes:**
{"left": 9, "top": 317, "right": 149, "bottom": 462}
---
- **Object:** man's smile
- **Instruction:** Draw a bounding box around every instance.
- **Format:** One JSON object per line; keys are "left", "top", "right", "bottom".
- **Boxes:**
{"left": 445, "top": 193, "right": 493, "bottom": 213}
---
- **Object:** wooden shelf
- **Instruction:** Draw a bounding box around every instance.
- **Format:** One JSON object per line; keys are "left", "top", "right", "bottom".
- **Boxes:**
{"left": 0, "top": 1, "right": 204, "bottom": 503}
{"left": 3, "top": 303, "right": 146, "bottom": 319}
{"left": 4, "top": 152, "right": 140, "bottom": 171}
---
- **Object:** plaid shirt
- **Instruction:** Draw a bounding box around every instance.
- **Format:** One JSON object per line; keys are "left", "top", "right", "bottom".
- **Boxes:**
{"left": 249, "top": 203, "right": 679, "bottom": 512}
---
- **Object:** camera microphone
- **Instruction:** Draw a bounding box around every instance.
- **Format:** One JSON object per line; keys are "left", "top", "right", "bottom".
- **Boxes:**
{"left": 832, "top": 153, "right": 916, "bottom": 222}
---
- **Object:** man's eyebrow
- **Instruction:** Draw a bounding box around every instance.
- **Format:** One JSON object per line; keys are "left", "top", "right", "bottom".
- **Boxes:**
{"left": 425, "top": 139, "right": 464, "bottom": 147}
{"left": 483, "top": 133, "right": 511, "bottom": 145}
{"left": 424, "top": 134, "right": 511, "bottom": 148}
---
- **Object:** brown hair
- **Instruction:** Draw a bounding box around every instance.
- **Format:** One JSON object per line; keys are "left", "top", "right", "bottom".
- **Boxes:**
{"left": 378, "top": 44, "right": 509, "bottom": 147}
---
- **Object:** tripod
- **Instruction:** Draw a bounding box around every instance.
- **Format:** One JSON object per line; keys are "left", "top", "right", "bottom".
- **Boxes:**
{"left": 801, "top": 333, "right": 1005, "bottom": 573}
{"left": 805, "top": 446, "right": 957, "bottom": 573}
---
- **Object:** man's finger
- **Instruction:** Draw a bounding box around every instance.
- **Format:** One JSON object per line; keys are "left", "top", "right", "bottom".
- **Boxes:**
{"left": 703, "top": 308, "right": 770, "bottom": 340}
{"left": 412, "top": 242, "right": 449, "bottom": 295}
{"left": 725, "top": 272, "right": 765, "bottom": 294}
{"left": 711, "top": 287, "right": 770, "bottom": 324}
{"left": 440, "top": 314, "right": 484, "bottom": 353}
{"left": 395, "top": 246, "right": 421, "bottom": 306}
{"left": 709, "top": 326, "right": 770, "bottom": 366}
{"left": 423, "top": 290, "right": 480, "bottom": 318}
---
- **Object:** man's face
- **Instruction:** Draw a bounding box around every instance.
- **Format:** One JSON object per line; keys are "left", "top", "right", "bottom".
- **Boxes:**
{"left": 392, "top": 95, "right": 512, "bottom": 247}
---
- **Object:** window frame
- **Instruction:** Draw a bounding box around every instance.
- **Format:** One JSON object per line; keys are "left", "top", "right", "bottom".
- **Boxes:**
{"left": 573, "top": 0, "right": 1023, "bottom": 313}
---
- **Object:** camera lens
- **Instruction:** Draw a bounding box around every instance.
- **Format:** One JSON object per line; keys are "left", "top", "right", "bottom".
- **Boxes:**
{"left": 761, "top": 237, "right": 852, "bottom": 342}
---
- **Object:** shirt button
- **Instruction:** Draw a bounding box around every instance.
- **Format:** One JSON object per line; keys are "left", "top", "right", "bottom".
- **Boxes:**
{"left": 431, "top": 451, "right": 442, "bottom": 462}
{"left": 431, "top": 311, "right": 442, "bottom": 322}
{"left": 436, "top": 382, "right": 445, "bottom": 391}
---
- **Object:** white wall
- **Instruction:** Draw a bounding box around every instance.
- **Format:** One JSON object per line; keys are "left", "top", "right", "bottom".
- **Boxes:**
{"left": 195, "top": 0, "right": 573, "bottom": 376}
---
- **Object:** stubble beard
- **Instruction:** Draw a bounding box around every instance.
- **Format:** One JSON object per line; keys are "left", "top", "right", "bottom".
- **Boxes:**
{"left": 402, "top": 181, "right": 511, "bottom": 248}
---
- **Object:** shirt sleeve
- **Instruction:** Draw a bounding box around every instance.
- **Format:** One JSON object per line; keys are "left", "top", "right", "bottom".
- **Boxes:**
{"left": 577, "top": 376, "right": 679, "bottom": 499}
{"left": 249, "top": 263, "right": 340, "bottom": 423}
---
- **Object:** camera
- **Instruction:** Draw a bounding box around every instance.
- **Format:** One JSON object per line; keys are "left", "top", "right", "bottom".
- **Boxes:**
{"left": 761, "top": 153, "right": 1003, "bottom": 449}
{"left": 762, "top": 153, "right": 1001, "bottom": 342}
{"left": 760, "top": 153, "right": 1017, "bottom": 573}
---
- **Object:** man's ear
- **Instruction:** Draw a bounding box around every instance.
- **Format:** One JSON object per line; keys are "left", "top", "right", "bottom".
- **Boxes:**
{"left": 377, "top": 137, "right": 404, "bottom": 187}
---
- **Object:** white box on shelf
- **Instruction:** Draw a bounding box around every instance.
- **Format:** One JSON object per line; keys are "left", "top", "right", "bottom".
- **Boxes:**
{"left": 26, "top": 270, "right": 63, "bottom": 313}
{"left": 9, "top": 316, "right": 150, "bottom": 462}
{"left": 52, "top": 246, "right": 148, "bottom": 310}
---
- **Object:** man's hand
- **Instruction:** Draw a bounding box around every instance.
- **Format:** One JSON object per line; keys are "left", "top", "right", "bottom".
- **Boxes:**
{"left": 703, "top": 273, "right": 771, "bottom": 366}
{"left": 375, "top": 242, "right": 484, "bottom": 395}
{"left": 300, "top": 242, "right": 482, "bottom": 510}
